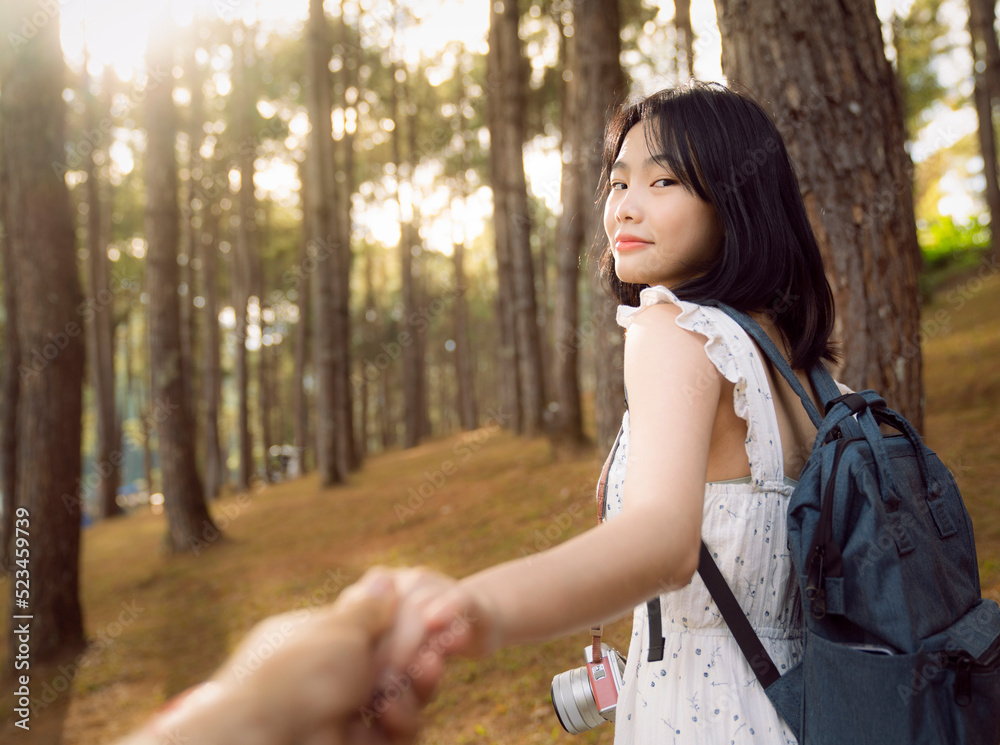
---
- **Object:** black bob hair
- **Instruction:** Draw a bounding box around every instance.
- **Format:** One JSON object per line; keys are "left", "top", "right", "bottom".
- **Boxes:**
{"left": 597, "top": 81, "right": 838, "bottom": 371}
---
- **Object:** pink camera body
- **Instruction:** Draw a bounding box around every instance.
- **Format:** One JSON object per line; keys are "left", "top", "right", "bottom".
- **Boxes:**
{"left": 585, "top": 645, "right": 626, "bottom": 720}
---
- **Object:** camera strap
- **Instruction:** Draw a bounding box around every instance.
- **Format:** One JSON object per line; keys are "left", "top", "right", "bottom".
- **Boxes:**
{"left": 595, "top": 426, "right": 624, "bottom": 523}
{"left": 590, "top": 625, "right": 604, "bottom": 663}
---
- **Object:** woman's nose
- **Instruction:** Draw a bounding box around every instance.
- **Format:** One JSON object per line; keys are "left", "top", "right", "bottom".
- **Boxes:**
{"left": 614, "top": 189, "right": 640, "bottom": 223}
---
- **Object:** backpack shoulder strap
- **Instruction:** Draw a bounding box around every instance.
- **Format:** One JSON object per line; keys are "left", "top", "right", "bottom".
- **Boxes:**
{"left": 698, "top": 541, "right": 781, "bottom": 688}
{"left": 706, "top": 301, "right": 837, "bottom": 428}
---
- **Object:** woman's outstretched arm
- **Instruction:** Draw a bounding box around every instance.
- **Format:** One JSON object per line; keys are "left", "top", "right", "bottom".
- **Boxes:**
{"left": 387, "top": 301, "right": 722, "bottom": 664}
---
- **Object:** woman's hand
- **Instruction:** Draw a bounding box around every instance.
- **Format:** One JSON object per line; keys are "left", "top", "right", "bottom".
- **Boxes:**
{"left": 379, "top": 568, "right": 501, "bottom": 698}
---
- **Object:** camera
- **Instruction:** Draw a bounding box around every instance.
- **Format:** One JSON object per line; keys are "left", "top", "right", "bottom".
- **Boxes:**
{"left": 550, "top": 642, "right": 626, "bottom": 734}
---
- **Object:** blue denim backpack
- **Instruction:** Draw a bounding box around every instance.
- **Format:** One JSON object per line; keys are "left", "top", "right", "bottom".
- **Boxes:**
{"left": 681, "top": 303, "right": 1000, "bottom": 744}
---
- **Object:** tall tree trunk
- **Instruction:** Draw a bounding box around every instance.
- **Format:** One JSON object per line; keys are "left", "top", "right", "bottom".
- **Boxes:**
{"left": 234, "top": 24, "right": 257, "bottom": 490}
{"left": 336, "top": 5, "right": 360, "bottom": 468}
{"left": 1, "top": 0, "right": 87, "bottom": 661}
{"left": 969, "top": 0, "right": 1000, "bottom": 259}
{"left": 259, "top": 307, "right": 274, "bottom": 482}
{"left": 82, "top": 61, "right": 123, "bottom": 519}
{"left": 187, "top": 45, "right": 224, "bottom": 499}
{"left": 453, "top": 223, "right": 478, "bottom": 431}
{"left": 294, "top": 161, "right": 312, "bottom": 474}
{"left": 0, "top": 142, "right": 19, "bottom": 569}
{"left": 488, "top": 0, "right": 547, "bottom": 437}
{"left": 305, "top": 0, "right": 347, "bottom": 485}
{"left": 392, "top": 60, "right": 429, "bottom": 449}
{"left": 715, "top": 0, "right": 924, "bottom": 429}
{"left": 201, "top": 205, "right": 224, "bottom": 497}
{"left": 145, "top": 14, "right": 217, "bottom": 552}
{"left": 576, "top": 0, "right": 628, "bottom": 451}
{"left": 552, "top": 2, "right": 583, "bottom": 445}
{"left": 554, "top": 0, "right": 624, "bottom": 446}
{"left": 674, "top": 0, "right": 695, "bottom": 80}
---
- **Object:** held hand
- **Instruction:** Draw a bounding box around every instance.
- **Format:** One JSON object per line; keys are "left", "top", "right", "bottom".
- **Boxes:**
{"left": 212, "top": 567, "right": 403, "bottom": 744}
{"left": 120, "top": 568, "right": 413, "bottom": 745}
{"left": 379, "top": 568, "right": 501, "bottom": 698}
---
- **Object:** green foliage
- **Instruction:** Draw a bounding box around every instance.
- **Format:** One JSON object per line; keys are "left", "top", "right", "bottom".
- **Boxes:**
{"left": 919, "top": 214, "right": 991, "bottom": 267}
{"left": 918, "top": 215, "right": 993, "bottom": 300}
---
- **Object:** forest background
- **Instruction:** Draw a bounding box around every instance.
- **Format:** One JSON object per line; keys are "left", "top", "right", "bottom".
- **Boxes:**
{"left": 1, "top": 0, "right": 999, "bottom": 742}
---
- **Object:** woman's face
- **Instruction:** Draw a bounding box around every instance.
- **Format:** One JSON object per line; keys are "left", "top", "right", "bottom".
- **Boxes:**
{"left": 603, "top": 122, "right": 723, "bottom": 289}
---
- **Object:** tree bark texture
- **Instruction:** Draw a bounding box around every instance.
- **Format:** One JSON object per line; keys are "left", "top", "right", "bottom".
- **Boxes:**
{"left": 1, "top": 0, "right": 87, "bottom": 660}
{"left": 305, "top": 0, "right": 347, "bottom": 485}
{"left": 391, "top": 60, "right": 431, "bottom": 449}
{"left": 145, "top": 17, "right": 217, "bottom": 552}
{"left": 0, "top": 140, "right": 19, "bottom": 569}
{"left": 488, "top": 0, "right": 547, "bottom": 437}
{"left": 584, "top": 0, "right": 628, "bottom": 452}
{"left": 82, "top": 63, "right": 123, "bottom": 519}
{"left": 552, "top": 6, "right": 586, "bottom": 445}
{"left": 674, "top": 0, "right": 695, "bottom": 80}
{"left": 715, "top": 0, "right": 924, "bottom": 429}
{"left": 234, "top": 26, "right": 257, "bottom": 490}
{"left": 201, "top": 205, "right": 224, "bottom": 497}
{"left": 187, "top": 46, "right": 224, "bottom": 498}
{"left": 555, "top": 0, "right": 627, "bottom": 449}
{"left": 453, "top": 231, "right": 478, "bottom": 431}
{"left": 969, "top": 0, "right": 1000, "bottom": 259}
{"left": 294, "top": 161, "right": 312, "bottom": 473}
{"left": 336, "top": 9, "right": 360, "bottom": 469}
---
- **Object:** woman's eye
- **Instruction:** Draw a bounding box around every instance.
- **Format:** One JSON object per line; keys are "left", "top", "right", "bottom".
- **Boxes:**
{"left": 610, "top": 181, "right": 627, "bottom": 191}
{"left": 653, "top": 178, "right": 677, "bottom": 187}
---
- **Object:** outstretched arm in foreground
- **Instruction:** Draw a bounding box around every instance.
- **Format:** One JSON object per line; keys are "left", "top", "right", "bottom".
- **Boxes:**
{"left": 116, "top": 569, "right": 420, "bottom": 745}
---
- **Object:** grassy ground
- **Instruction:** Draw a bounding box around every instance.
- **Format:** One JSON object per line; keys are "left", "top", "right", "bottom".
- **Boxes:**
{"left": 1, "top": 268, "right": 998, "bottom": 745}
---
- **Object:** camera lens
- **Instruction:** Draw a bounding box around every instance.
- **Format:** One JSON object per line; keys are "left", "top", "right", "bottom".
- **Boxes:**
{"left": 550, "top": 665, "right": 605, "bottom": 734}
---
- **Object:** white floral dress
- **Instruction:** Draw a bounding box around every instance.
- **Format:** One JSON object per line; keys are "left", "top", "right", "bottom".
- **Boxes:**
{"left": 605, "top": 285, "right": 802, "bottom": 745}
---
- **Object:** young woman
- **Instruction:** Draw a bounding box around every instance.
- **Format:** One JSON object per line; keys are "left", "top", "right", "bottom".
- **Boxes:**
{"left": 385, "top": 81, "right": 847, "bottom": 744}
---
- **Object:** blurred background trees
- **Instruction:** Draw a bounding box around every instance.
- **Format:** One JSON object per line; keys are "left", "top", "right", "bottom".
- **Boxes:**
{"left": 1, "top": 0, "right": 998, "bottom": 665}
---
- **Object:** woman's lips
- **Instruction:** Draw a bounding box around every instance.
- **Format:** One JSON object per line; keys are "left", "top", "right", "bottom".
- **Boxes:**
{"left": 615, "top": 237, "right": 652, "bottom": 252}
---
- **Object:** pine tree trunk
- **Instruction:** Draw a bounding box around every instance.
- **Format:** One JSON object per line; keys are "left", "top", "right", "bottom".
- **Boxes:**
{"left": 187, "top": 46, "right": 224, "bottom": 498}
{"left": 336, "top": 8, "right": 359, "bottom": 469}
{"left": 294, "top": 162, "right": 312, "bottom": 474}
{"left": 201, "top": 205, "right": 224, "bottom": 497}
{"left": 552, "top": 5, "right": 585, "bottom": 445}
{"left": 392, "top": 61, "right": 429, "bottom": 449}
{"left": 0, "top": 151, "right": 19, "bottom": 569}
{"left": 715, "top": 0, "right": 924, "bottom": 429}
{"left": 578, "top": 0, "right": 628, "bottom": 451}
{"left": 554, "top": 0, "right": 626, "bottom": 448}
{"left": 488, "top": 0, "right": 546, "bottom": 437}
{"left": 259, "top": 307, "right": 274, "bottom": 482}
{"left": 674, "top": 0, "right": 695, "bottom": 79}
{"left": 145, "top": 14, "right": 218, "bottom": 552}
{"left": 305, "top": 0, "right": 346, "bottom": 485}
{"left": 1, "top": 0, "right": 87, "bottom": 660}
{"left": 82, "top": 63, "right": 123, "bottom": 519}
{"left": 969, "top": 0, "right": 1000, "bottom": 259}
{"left": 234, "top": 26, "right": 257, "bottom": 490}
{"left": 453, "top": 234, "right": 478, "bottom": 430}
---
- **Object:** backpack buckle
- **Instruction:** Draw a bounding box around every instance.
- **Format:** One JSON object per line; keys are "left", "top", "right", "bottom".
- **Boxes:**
{"left": 824, "top": 392, "right": 867, "bottom": 416}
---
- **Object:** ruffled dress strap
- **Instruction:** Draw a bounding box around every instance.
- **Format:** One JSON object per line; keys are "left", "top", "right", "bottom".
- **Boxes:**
{"left": 616, "top": 285, "right": 788, "bottom": 490}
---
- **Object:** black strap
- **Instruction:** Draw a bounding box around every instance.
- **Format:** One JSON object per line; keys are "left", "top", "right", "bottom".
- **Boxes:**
{"left": 646, "top": 598, "right": 665, "bottom": 661}
{"left": 697, "top": 541, "right": 781, "bottom": 688}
